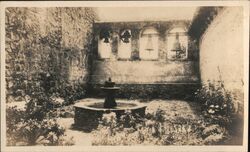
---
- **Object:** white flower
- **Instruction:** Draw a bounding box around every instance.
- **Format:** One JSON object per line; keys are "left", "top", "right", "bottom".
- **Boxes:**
{"left": 145, "top": 120, "right": 155, "bottom": 127}
{"left": 51, "top": 96, "right": 64, "bottom": 105}
{"left": 210, "top": 105, "right": 214, "bottom": 108}
{"left": 103, "top": 112, "right": 116, "bottom": 120}
{"left": 25, "top": 126, "right": 31, "bottom": 131}
{"left": 125, "top": 109, "right": 132, "bottom": 114}
{"left": 25, "top": 95, "right": 31, "bottom": 102}
{"left": 208, "top": 109, "right": 215, "bottom": 114}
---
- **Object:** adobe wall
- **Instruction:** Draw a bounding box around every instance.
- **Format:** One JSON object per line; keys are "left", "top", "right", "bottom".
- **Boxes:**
{"left": 88, "top": 21, "right": 200, "bottom": 98}
{"left": 199, "top": 7, "right": 244, "bottom": 112}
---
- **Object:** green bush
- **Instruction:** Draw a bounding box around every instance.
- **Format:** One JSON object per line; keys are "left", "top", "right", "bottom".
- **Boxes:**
{"left": 14, "top": 118, "right": 64, "bottom": 146}
{"left": 195, "top": 80, "right": 236, "bottom": 129}
{"left": 56, "top": 82, "right": 87, "bottom": 106}
{"left": 91, "top": 109, "right": 229, "bottom": 145}
{"left": 6, "top": 106, "right": 67, "bottom": 146}
{"left": 6, "top": 85, "right": 74, "bottom": 146}
{"left": 6, "top": 106, "right": 26, "bottom": 145}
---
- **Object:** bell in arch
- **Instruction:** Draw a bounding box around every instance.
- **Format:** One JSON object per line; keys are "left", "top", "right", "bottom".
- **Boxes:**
{"left": 172, "top": 33, "right": 181, "bottom": 51}
{"left": 172, "top": 33, "right": 184, "bottom": 59}
{"left": 103, "top": 37, "right": 109, "bottom": 43}
{"left": 121, "top": 30, "right": 131, "bottom": 43}
{"left": 100, "top": 29, "right": 111, "bottom": 43}
{"left": 145, "top": 34, "right": 154, "bottom": 51}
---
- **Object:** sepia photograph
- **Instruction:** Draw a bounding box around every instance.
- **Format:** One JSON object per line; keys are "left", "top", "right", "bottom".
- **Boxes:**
{"left": 0, "top": 1, "right": 249, "bottom": 152}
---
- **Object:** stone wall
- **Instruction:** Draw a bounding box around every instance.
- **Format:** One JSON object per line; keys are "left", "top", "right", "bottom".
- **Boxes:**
{"left": 91, "top": 60, "right": 199, "bottom": 84}
{"left": 60, "top": 8, "right": 97, "bottom": 84}
{"left": 5, "top": 8, "right": 201, "bottom": 100}
{"left": 5, "top": 7, "right": 97, "bottom": 102}
{"left": 88, "top": 21, "right": 200, "bottom": 98}
{"left": 199, "top": 7, "right": 244, "bottom": 111}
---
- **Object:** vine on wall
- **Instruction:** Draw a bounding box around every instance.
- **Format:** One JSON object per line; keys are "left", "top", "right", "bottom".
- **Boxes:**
{"left": 5, "top": 7, "right": 98, "bottom": 102}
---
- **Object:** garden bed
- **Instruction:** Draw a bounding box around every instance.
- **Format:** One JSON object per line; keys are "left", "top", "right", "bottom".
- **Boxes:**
{"left": 6, "top": 98, "right": 241, "bottom": 146}
{"left": 91, "top": 99, "right": 230, "bottom": 145}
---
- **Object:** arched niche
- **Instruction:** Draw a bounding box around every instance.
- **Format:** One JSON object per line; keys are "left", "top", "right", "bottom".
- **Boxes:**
{"left": 139, "top": 27, "right": 159, "bottom": 60}
{"left": 166, "top": 27, "right": 188, "bottom": 60}
{"left": 98, "top": 29, "right": 112, "bottom": 59}
{"left": 118, "top": 29, "right": 132, "bottom": 59}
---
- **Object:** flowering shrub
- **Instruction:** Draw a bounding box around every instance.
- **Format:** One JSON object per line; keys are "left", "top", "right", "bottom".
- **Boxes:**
{"left": 195, "top": 80, "right": 236, "bottom": 129}
{"left": 6, "top": 85, "right": 74, "bottom": 146}
{"left": 6, "top": 105, "right": 68, "bottom": 146}
{"left": 15, "top": 119, "right": 64, "bottom": 145}
{"left": 92, "top": 109, "right": 229, "bottom": 145}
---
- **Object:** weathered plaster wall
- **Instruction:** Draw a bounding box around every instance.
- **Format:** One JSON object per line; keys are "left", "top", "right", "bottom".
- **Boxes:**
{"left": 91, "top": 60, "right": 199, "bottom": 84}
{"left": 91, "top": 21, "right": 199, "bottom": 85}
{"left": 199, "top": 7, "right": 244, "bottom": 103}
{"left": 88, "top": 21, "right": 200, "bottom": 98}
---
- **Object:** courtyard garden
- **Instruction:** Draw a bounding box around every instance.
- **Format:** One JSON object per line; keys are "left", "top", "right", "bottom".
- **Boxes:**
{"left": 4, "top": 7, "right": 244, "bottom": 147}
{"left": 6, "top": 80, "right": 243, "bottom": 146}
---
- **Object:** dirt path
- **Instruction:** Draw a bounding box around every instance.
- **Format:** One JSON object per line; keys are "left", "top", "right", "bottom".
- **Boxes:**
{"left": 57, "top": 118, "right": 93, "bottom": 146}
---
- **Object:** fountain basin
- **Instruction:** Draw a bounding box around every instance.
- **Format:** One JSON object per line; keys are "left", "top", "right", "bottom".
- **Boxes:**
{"left": 73, "top": 98, "right": 147, "bottom": 130}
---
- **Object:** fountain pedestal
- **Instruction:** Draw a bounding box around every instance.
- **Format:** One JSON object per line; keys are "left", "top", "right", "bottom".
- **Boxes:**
{"left": 101, "top": 77, "right": 120, "bottom": 108}
{"left": 101, "top": 87, "right": 120, "bottom": 108}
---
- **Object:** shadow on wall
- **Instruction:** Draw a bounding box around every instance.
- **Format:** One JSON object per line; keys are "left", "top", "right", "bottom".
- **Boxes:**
{"left": 87, "top": 83, "right": 200, "bottom": 100}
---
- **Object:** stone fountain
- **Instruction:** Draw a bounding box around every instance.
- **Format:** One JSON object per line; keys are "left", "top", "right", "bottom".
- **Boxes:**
{"left": 74, "top": 78, "right": 147, "bottom": 130}
{"left": 101, "top": 77, "right": 120, "bottom": 108}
